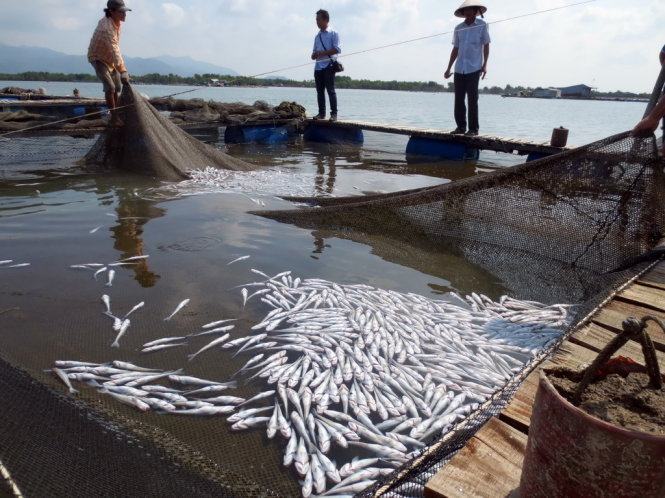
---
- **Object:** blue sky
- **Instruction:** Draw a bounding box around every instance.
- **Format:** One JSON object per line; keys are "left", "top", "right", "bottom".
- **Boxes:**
{"left": 1, "top": 0, "right": 662, "bottom": 92}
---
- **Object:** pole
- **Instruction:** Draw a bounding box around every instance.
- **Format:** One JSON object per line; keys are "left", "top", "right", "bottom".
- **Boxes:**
{"left": 644, "top": 65, "right": 665, "bottom": 118}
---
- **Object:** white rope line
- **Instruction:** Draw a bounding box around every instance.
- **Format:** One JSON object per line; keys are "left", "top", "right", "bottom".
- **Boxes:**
{"left": 0, "top": 459, "right": 23, "bottom": 498}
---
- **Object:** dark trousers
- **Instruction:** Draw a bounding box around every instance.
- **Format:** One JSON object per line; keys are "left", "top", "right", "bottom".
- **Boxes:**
{"left": 454, "top": 70, "right": 481, "bottom": 132}
{"left": 315, "top": 67, "right": 337, "bottom": 116}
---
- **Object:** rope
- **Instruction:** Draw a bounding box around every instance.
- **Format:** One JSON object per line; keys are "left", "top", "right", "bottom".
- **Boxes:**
{"left": 250, "top": 0, "right": 597, "bottom": 78}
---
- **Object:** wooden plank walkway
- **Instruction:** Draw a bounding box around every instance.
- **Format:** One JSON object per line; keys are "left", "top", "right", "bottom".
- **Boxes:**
{"left": 424, "top": 260, "right": 665, "bottom": 498}
{"left": 306, "top": 119, "right": 567, "bottom": 156}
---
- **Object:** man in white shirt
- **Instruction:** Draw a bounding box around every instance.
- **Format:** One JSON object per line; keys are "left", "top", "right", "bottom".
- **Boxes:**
{"left": 444, "top": 1, "right": 491, "bottom": 136}
{"left": 311, "top": 9, "right": 341, "bottom": 121}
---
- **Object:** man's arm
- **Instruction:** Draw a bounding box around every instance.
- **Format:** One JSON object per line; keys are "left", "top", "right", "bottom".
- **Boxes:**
{"left": 444, "top": 47, "right": 459, "bottom": 79}
{"left": 482, "top": 44, "right": 490, "bottom": 79}
{"left": 632, "top": 94, "right": 665, "bottom": 136}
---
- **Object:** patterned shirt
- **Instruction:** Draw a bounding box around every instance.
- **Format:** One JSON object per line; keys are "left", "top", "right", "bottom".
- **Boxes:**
{"left": 88, "top": 17, "right": 127, "bottom": 73}
{"left": 313, "top": 29, "right": 341, "bottom": 71}
{"left": 453, "top": 19, "right": 491, "bottom": 74}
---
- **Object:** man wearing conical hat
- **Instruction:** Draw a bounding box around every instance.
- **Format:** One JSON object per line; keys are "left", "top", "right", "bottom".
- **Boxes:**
{"left": 444, "top": 1, "right": 491, "bottom": 136}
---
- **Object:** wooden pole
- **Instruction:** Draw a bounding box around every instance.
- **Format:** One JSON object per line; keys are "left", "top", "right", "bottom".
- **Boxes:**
{"left": 643, "top": 65, "right": 665, "bottom": 118}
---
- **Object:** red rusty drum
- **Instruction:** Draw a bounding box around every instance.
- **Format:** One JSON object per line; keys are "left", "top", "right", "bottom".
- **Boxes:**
{"left": 519, "top": 371, "right": 665, "bottom": 498}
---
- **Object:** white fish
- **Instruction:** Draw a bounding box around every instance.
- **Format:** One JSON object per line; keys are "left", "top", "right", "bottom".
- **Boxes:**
{"left": 111, "top": 319, "right": 131, "bottom": 348}
{"left": 7, "top": 263, "right": 30, "bottom": 268}
{"left": 53, "top": 368, "right": 78, "bottom": 394}
{"left": 89, "top": 226, "right": 102, "bottom": 234}
{"left": 227, "top": 255, "right": 250, "bottom": 266}
{"left": 94, "top": 267, "right": 108, "bottom": 280}
{"left": 106, "top": 269, "right": 115, "bottom": 287}
{"left": 176, "top": 406, "right": 236, "bottom": 416}
{"left": 231, "top": 416, "right": 271, "bottom": 430}
{"left": 101, "top": 295, "right": 111, "bottom": 314}
{"left": 301, "top": 467, "right": 313, "bottom": 498}
{"left": 55, "top": 361, "right": 98, "bottom": 368}
{"left": 187, "top": 334, "right": 230, "bottom": 362}
{"left": 142, "top": 336, "right": 187, "bottom": 348}
{"left": 164, "top": 299, "right": 190, "bottom": 321}
{"left": 241, "top": 288, "right": 249, "bottom": 307}
{"left": 238, "top": 390, "right": 275, "bottom": 406}
{"left": 112, "top": 361, "right": 160, "bottom": 372}
{"left": 102, "top": 391, "right": 150, "bottom": 412}
{"left": 184, "top": 383, "right": 238, "bottom": 396}
{"left": 202, "top": 318, "right": 237, "bottom": 329}
{"left": 294, "top": 437, "right": 309, "bottom": 476}
{"left": 189, "top": 325, "right": 235, "bottom": 338}
{"left": 283, "top": 432, "right": 298, "bottom": 466}
{"left": 0, "top": 260, "right": 13, "bottom": 265}
{"left": 124, "top": 301, "right": 145, "bottom": 318}
{"left": 168, "top": 375, "right": 220, "bottom": 386}
{"left": 141, "top": 343, "right": 187, "bottom": 354}
{"left": 121, "top": 255, "right": 150, "bottom": 262}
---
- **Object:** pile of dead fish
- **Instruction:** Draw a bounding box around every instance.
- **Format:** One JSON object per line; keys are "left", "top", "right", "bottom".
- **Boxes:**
{"left": 56, "top": 270, "right": 570, "bottom": 497}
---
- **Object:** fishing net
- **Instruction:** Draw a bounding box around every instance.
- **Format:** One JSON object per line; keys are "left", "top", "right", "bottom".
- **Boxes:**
{"left": 82, "top": 84, "right": 258, "bottom": 181}
{"left": 0, "top": 130, "right": 663, "bottom": 498}
{"left": 252, "top": 131, "right": 665, "bottom": 496}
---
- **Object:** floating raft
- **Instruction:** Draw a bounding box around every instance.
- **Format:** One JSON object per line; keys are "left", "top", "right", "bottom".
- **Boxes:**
{"left": 423, "top": 261, "right": 665, "bottom": 498}
{"left": 304, "top": 119, "right": 567, "bottom": 159}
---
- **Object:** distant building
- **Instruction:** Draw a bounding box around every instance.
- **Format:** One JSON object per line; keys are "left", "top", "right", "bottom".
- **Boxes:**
{"left": 557, "top": 84, "right": 593, "bottom": 99}
{"left": 532, "top": 87, "right": 561, "bottom": 99}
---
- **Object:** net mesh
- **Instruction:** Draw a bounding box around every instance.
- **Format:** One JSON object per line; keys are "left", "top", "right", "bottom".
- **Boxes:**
{"left": 82, "top": 84, "right": 258, "bottom": 181}
{"left": 0, "top": 129, "right": 663, "bottom": 498}
{"left": 252, "top": 131, "right": 665, "bottom": 497}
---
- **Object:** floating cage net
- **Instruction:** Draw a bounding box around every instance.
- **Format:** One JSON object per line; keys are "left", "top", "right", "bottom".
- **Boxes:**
{"left": 0, "top": 127, "right": 663, "bottom": 498}
{"left": 255, "top": 131, "right": 665, "bottom": 497}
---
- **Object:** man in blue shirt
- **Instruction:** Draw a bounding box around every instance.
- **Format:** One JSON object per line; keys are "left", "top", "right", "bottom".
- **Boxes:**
{"left": 444, "top": 1, "right": 490, "bottom": 136}
{"left": 311, "top": 9, "right": 341, "bottom": 121}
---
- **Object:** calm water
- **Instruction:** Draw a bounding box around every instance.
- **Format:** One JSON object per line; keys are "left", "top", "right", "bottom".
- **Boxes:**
{"left": 0, "top": 81, "right": 646, "bottom": 495}
{"left": 2, "top": 79, "right": 647, "bottom": 145}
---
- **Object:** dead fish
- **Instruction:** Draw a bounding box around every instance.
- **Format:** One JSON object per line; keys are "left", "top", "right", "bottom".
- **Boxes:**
{"left": 142, "top": 336, "right": 187, "bottom": 348}
{"left": 112, "top": 361, "right": 160, "bottom": 372}
{"left": 141, "top": 343, "right": 187, "bottom": 354}
{"left": 111, "top": 319, "right": 131, "bottom": 348}
{"left": 53, "top": 367, "right": 78, "bottom": 395}
{"left": 101, "top": 294, "right": 111, "bottom": 314}
{"left": 125, "top": 301, "right": 145, "bottom": 318}
{"left": 89, "top": 226, "right": 102, "bottom": 234}
{"left": 7, "top": 263, "right": 30, "bottom": 268}
{"left": 187, "top": 334, "right": 231, "bottom": 362}
{"left": 164, "top": 299, "right": 190, "bottom": 321}
{"left": 94, "top": 267, "right": 108, "bottom": 280}
{"left": 227, "top": 255, "right": 250, "bottom": 266}
{"left": 121, "top": 255, "right": 150, "bottom": 262}
{"left": 0, "top": 260, "right": 13, "bottom": 265}
{"left": 106, "top": 269, "right": 115, "bottom": 287}
{"left": 202, "top": 318, "right": 237, "bottom": 329}
{"left": 242, "top": 288, "right": 249, "bottom": 307}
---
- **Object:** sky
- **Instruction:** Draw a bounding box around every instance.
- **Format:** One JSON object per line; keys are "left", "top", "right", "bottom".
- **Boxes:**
{"left": 0, "top": 0, "right": 663, "bottom": 92}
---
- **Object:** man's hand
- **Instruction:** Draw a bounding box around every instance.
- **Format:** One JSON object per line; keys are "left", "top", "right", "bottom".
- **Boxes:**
{"left": 481, "top": 65, "right": 487, "bottom": 80}
{"left": 632, "top": 117, "right": 659, "bottom": 137}
{"left": 311, "top": 52, "right": 318, "bottom": 61}
{"left": 444, "top": 69, "right": 452, "bottom": 79}
{"left": 120, "top": 72, "right": 130, "bottom": 85}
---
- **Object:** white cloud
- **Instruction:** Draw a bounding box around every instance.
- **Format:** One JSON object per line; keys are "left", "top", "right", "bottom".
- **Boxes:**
{"left": 161, "top": 2, "right": 186, "bottom": 28}
{"left": 0, "top": 0, "right": 663, "bottom": 92}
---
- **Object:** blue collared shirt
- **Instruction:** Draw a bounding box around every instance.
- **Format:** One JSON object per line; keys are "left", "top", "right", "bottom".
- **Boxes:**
{"left": 313, "top": 28, "right": 341, "bottom": 71}
{"left": 453, "top": 19, "right": 490, "bottom": 74}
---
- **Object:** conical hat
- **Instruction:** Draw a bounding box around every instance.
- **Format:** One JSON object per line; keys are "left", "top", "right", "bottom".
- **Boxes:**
{"left": 455, "top": 0, "right": 487, "bottom": 18}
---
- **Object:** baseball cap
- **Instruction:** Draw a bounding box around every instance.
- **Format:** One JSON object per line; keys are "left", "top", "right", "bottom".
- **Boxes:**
{"left": 107, "top": 0, "right": 132, "bottom": 12}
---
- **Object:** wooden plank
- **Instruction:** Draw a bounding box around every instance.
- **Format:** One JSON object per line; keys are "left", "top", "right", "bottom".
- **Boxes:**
{"left": 499, "top": 372, "right": 538, "bottom": 432}
{"left": 638, "top": 263, "right": 665, "bottom": 291}
{"left": 570, "top": 322, "right": 665, "bottom": 369}
{"left": 424, "top": 418, "right": 525, "bottom": 498}
{"left": 617, "top": 283, "right": 665, "bottom": 313}
{"left": 592, "top": 300, "right": 665, "bottom": 349}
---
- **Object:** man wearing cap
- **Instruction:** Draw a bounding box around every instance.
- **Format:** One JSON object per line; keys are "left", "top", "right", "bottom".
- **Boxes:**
{"left": 88, "top": 0, "right": 131, "bottom": 125}
{"left": 444, "top": 1, "right": 491, "bottom": 136}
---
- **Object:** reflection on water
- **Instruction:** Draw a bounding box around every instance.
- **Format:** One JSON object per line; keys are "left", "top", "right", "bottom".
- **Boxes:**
{"left": 109, "top": 187, "right": 165, "bottom": 287}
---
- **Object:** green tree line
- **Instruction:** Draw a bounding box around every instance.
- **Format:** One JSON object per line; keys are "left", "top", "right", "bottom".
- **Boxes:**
{"left": 0, "top": 72, "right": 651, "bottom": 99}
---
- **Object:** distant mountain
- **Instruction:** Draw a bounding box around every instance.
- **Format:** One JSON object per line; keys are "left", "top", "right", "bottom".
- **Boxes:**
{"left": 0, "top": 43, "right": 238, "bottom": 77}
